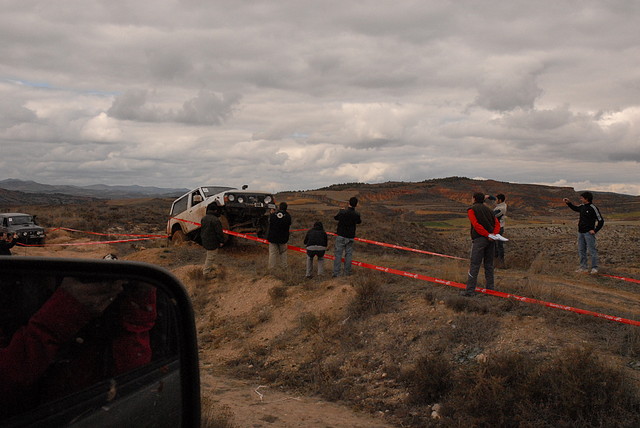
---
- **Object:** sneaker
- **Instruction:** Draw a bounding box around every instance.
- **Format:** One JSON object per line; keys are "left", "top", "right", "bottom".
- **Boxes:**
{"left": 575, "top": 268, "right": 588, "bottom": 273}
{"left": 590, "top": 268, "right": 598, "bottom": 274}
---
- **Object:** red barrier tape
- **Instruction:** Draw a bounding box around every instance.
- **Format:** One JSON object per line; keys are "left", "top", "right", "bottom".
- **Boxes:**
{"left": 326, "top": 232, "right": 466, "bottom": 260}
{"left": 224, "top": 230, "right": 640, "bottom": 327}
{"left": 17, "top": 236, "right": 167, "bottom": 247}
{"left": 56, "top": 227, "right": 167, "bottom": 238}
{"left": 601, "top": 274, "right": 640, "bottom": 285}
{"left": 60, "top": 217, "right": 640, "bottom": 286}
{"left": 169, "top": 217, "right": 201, "bottom": 227}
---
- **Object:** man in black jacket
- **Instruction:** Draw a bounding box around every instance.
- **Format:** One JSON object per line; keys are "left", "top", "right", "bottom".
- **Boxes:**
{"left": 333, "top": 197, "right": 362, "bottom": 277}
{"left": 201, "top": 204, "right": 225, "bottom": 278}
{"left": 0, "top": 233, "right": 17, "bottom": 256}
{"left": 267, "top": 202, "right": 292, "bottom": 270}
{"left": 563, "top": 192, "right": 604, "bottom": 274}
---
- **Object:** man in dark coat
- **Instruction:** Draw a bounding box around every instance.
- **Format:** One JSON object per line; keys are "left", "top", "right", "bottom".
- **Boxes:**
{"left": 200, "top": 204, "right": 225, "bottom": 278}
{"left": 267, "top": 202, "right": 292, "bottom": 270}
{"left": 462, "top": 193, "right": 501, "bottom": 296}
{"left": 332, "top": 197, "right": 362, "bottom": 277}
{"left": 0, "top": 233, "right": 17, "bottom": 256}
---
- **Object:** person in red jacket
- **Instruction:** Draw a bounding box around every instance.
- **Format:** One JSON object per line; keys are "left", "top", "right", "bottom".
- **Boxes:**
{"left": 0, "top": 276, "right": 156, "bottom": 418}
{"left": 461, "top": 192, "right": 501, "bottom": 296}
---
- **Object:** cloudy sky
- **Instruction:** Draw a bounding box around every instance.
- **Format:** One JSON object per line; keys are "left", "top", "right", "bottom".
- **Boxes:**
{"left": 1, "top": 1, "right": 639, "bottom": 195}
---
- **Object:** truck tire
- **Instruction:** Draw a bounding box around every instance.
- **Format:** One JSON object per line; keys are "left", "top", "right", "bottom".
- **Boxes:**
{"left": 171, "top": 229, "right": 187, "bottom": 245}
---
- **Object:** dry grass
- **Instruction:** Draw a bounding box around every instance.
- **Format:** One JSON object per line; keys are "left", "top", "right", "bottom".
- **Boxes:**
{"left": 200, "top": 397, "right": 238, "bottom": 428}
{"left": 442, "top": 347, "right": 640, "bottom": 427}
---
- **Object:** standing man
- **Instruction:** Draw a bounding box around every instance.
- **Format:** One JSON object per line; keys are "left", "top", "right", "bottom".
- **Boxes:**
{"left": 563, "top": 192, "right": 604, "bottom": 274}
{"left": 333, "top": 197, "right": 362, "bottom": 277}
{"left": 267, "top": 202, "right": 292, "bottom": 270}
{"left": 493, "top": 194, "right": 507, "bottom": 268}
{"left": 200, "top": 203, "right": 225, "bottom": 279}
{"left": 462, "top": 193, "right": 501, "bottom": 297}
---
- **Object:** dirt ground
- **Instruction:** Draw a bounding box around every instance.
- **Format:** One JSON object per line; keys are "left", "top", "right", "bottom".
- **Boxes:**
{"left": 16, "top": 217, "right": 640, "bottom": 427}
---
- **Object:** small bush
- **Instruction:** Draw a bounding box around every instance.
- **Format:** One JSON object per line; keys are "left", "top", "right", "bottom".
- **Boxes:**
{"left": 446, "top": 314, "right": 501, "bottom": 346}
{"left": 404, "top": 354, "right": 454, "bottom": 405}
{"left": 309, "top": 358, "right": 348, "bottom": 402}
{"left": 299, "top": 312, "right": 320, "bottom": 333}
{"left": 443, "top": 294, "right": 492, "bottom": 314}
{"left": 201, "top": 397, "right": 238, "bottom": 428}
{"left": 617, "top": 325, "right": 640, "bottom": 358}
{"left": 268, "top": 286, "right": 287, "bottom": 303}
{"left": 347, "top": 275, "right": 391, "bottom": 319}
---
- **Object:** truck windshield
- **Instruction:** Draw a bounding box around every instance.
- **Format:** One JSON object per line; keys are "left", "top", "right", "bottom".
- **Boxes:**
{"left": 8, "top": 216, "right": 33, "bottom": 225}
{"left": 201, "top": 187, "right": 235, "bottom": 197}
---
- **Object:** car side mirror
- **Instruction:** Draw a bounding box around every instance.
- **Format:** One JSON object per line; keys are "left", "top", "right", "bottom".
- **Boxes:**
{"left": 242, "top": 185, "right": 248, "bottom": 190}
{"left": 0, "top": 257, "right": 200, "bottom": 427}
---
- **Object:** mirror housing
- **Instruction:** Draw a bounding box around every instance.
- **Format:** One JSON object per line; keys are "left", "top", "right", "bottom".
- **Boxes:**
{"left": 0, "top": 257, "right": 200, "bottom": 427}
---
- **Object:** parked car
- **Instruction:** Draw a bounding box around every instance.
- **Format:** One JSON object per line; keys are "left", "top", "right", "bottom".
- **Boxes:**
{"left": 166, "top": 185, "right": 276, "bottom": 244}
{"left": 0, "top": 213, "right": 46, "bottom": 244}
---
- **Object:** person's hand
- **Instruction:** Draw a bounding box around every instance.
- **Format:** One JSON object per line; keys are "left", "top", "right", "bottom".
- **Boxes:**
{"left": 60, "top": 277, "right": 123, "bottom": 316}
{"left": 563, "top": 198, "right": 570, "bottom": 203}
{"left": 589, "top": 230, "right": 596, "bottom": 235}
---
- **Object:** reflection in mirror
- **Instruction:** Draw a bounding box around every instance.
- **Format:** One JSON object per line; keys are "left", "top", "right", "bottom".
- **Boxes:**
{"left": 0, "top": 270, "right": 179, "bottom": 424}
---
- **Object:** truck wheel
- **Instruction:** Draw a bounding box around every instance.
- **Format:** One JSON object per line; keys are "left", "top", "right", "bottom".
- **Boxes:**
{"left": 171, "top": 230, "right": 187, "bottom": 245}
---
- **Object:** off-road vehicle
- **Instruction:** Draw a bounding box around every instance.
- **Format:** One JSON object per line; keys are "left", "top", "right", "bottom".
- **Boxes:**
{"left": 0, "top": 212, "right": 46, "bottom": 244}
{"left": 166, "top": 186, "right": 276, "bottom": 244}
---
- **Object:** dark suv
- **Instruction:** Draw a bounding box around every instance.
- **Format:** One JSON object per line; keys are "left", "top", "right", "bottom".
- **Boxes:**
{"left": 0, "top": 212, "right": 46, "bottom": 244}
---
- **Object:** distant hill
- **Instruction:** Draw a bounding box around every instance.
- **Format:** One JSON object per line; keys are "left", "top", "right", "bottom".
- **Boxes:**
{"left": 0, "top": 187, "right": 96, "bottom": 206}
{"left": 281, "top": 177, "right": 640, "bottom": 220}
{"left": 0, "top": 179, "right": 188, "bottom": 200}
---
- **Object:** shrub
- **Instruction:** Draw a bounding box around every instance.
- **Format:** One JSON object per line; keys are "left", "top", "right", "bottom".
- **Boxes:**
{"left": 446, "top": 314, "right": 501, "bottom": 346}
{"left": 201, "top": 397, "right": 238, "bottom": 428}
{"left": 347, "top": 275, "right": 392, "bottom": 319}
{"left": 268, "top": 286, "right": 287, "bottom": 303}
{"left": 404, "top": 354, "right": 454, "bottom": 405}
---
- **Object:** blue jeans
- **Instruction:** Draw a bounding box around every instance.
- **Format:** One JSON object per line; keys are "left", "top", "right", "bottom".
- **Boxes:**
{"left": 333, "top": 236, "right": 354, "bottom": 276}
{"left": 577, "top": 232, "right": 598, "bottom": 269}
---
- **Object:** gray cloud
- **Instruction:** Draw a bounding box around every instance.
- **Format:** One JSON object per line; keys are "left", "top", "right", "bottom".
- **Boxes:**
{"left": 107, "top": 89, "right": 240, "bottom": 125}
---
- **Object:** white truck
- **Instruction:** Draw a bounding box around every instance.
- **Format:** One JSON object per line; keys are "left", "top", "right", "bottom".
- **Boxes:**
{"left": 166, "top": 186, "right": 276, "bottom": 244}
